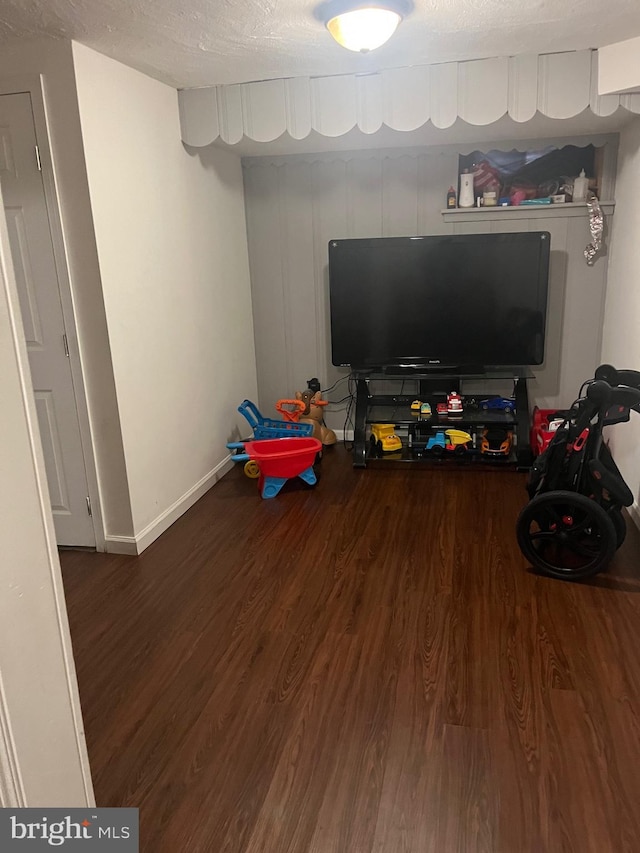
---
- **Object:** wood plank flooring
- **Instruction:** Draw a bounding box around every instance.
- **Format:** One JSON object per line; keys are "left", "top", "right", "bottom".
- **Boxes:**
{"left": 61, "top": 446, "right": 640, "bottom": 852}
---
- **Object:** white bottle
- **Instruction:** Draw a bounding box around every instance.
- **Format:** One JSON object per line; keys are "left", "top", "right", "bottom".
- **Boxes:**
{"left": 459, "top": 172, "right": 475, "bottom": 208}
{"left": 573, "top": 169, "right": 589, "bottom": 203}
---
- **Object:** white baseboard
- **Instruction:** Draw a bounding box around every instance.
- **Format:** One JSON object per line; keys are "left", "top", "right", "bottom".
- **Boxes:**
{"left": 103, "top": 456, "right": 235, "bottom": 556}
{"left": 103, "top": 536, "right": 138, "bottom": 556}
{"left": 627, "top": 502, "right": 640, "bottom": 532}
{"left": 333, "top": 429, "right": 354, "bottom": 441}
{"left": 134, "top": 456, "right": 235, "bottom": 554}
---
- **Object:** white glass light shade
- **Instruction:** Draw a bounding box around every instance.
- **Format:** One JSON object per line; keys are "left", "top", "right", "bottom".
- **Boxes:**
{"left": 326, "top": 7, "right": 402, "bottom": 52}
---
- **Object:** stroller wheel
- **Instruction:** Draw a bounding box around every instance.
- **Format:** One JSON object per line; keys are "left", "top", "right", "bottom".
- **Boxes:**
{"left": 516, "top": 490, "right": 617, "bottom": 580}
{"left": 609, "top": 507, "right": 627, "bottom": 549}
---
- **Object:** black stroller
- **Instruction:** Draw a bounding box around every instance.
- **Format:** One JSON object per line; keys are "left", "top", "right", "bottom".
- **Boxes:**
{"left": 516, "top": 365, "right": 640, "bottom": 580}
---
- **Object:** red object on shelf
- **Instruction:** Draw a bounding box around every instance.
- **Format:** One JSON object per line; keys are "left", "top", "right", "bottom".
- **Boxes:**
{"left": 530, "top": 407, "right": 564, "bottom": 456}
{"left": 447, "top": 391, "right": 464, "bottom": 415}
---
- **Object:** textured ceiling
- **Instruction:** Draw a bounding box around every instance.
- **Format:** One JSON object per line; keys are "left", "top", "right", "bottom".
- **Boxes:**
{"left": 0, "top": 0, "right": 639, "bottom": 89}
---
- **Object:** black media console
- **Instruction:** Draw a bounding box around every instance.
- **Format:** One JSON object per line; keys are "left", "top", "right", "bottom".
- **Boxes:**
{"left": 351, "top": 368, "right": 533, "bottom": 470}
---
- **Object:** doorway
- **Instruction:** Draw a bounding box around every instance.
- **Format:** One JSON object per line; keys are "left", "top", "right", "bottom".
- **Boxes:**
{"left": 0, "top": 88, "right": 98, "bottom": 547}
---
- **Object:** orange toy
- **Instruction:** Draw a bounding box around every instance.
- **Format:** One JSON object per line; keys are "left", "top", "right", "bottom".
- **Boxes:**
{"left": 275, "top": 398, "right": 306, "bottom": 422}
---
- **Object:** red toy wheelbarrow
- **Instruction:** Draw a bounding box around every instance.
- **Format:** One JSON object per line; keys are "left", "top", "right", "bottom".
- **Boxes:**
{"left": 227, "top": 436, "right": 322, "bottom": 499}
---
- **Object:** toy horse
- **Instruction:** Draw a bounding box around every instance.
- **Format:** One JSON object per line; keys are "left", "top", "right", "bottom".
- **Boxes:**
{"left": 295, "top": 390, "right": 337, "bottom": 446}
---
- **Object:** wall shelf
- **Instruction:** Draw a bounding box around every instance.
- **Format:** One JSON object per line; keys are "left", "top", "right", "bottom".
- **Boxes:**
{"left": 442, "top": 201, "right": 615, "bottom": 222}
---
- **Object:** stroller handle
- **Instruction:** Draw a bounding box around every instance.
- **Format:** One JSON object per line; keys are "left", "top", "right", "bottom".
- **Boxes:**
{"left": 591, "top": 365, "right": 640, "bottom": 415}
{"left": 610, "top": 385, "right": 640, "bottom": 410}
{"left": 595, "top": 363, "right": 640, "bottom": 390}
{"left": 586, "top": 379, "right": 611, "bottom": 409}
{"left": 587, "top": 380, "right": 640, "bottom": 408}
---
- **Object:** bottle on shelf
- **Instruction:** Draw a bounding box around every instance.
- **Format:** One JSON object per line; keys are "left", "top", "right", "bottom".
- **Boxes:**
{"left": 459, "top": 170, "right": 475, "bottom": 208}
{"left": 447, "top": 186, "right": 457, "bottom": 208}
{"left": 572, "top": 169, "right": 589, "bottom": 202}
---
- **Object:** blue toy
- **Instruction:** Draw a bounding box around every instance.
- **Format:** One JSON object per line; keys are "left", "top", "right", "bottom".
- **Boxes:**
{"left": 479, "top": 396, "right": 516, "bottom": 413}
{"left": 426, "top": 431, "right": 447, "bottom": 454}
{"left": 238, "top": 399, "right": 314, "bottom": 439}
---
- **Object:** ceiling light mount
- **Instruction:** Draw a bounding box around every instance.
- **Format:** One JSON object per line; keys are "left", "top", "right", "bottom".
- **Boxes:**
{"left": 316, "top": 0, "right": 413, "bottom": 53}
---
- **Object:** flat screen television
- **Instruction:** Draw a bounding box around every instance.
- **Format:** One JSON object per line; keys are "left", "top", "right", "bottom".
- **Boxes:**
{"left": 328, "top": 231, "right": 550, "bottom": 373}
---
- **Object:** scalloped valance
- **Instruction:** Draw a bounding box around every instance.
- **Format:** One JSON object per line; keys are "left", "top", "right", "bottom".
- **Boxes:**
{"left": 178, "top": 49, "right": 640, "bottom": 148}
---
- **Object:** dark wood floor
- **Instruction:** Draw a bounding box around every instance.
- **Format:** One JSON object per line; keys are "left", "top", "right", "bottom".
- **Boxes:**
{"left": 61, "top": 446, "right": 640, "bottom": 853}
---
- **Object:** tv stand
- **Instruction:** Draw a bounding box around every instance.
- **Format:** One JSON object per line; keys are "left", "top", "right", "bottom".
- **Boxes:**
{"left": 352, "top": 368, "right": 533, "bottom": 470}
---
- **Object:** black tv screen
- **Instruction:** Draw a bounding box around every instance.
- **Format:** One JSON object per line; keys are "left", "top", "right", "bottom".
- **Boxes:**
{"left": 328, "top": 232, "right": 550, "bottom": 371}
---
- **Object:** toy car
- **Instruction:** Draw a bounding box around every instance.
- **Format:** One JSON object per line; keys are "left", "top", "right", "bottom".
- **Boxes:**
{"left": 481, "top": 427, "right": 513, "bottom": 457}
{"left": 436, "top": 402, "right": 448, "bottom": 415}
{"left": 420, "top": 402, "right": 432, "bottom": 416}
{"left": 423, "top": 429, "right": 472, "bottom": 456}
{"left": 479, "top": 396, "right": 516, "bottom": 413}
{"left": 425, "top": 431, "right": 447, "bottom": 455}
{"left": 411, "top": 399, "right": 422, "bottom": 412}
{"left": 370, "top": 423, "right": 403, "bottom": 452}
{"left": 445, "top": 428, "right": 472, "bottom": 454}
{"left": 530, "top": 406, "right": 565, "bottom": 456}
{"left": 447, "top": 392, "right": 463, "bottom": 415}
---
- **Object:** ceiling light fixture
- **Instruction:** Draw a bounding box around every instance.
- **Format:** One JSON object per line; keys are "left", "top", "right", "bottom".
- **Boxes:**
{"left": 317, "top": 0, "right": 412, "bottom": 53}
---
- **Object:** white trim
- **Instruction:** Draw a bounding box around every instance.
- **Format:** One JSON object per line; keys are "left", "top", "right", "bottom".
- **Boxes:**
{"left": 0, "top": 74, "right": 105, "bottom": 550}
{"left": 179, "top": 50, "right": 640, "bottom": 148}
{"left": 0, "top": 182, "right": 94, "bottom": 805}
{"left": 103, "top": 536, "right": 138, "bottom": 556}
{"left": 0, "top": 165, "right": 29, "bottom": 811}
{"left": 334, "top": 429, "right": 354, "bottom": 441}
{"left": 0, "top": 670, "right": 25, "bottom": 807}
{"left": 109, "top": 457, "right": 236, "bottom": 556}
{"left": 628, "top": 502, "right": 640, "bottom": 532}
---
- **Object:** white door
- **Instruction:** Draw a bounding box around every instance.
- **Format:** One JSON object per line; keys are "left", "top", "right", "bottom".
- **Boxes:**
{"left": 0, "top": 92, "right": 95, "bottom": 547}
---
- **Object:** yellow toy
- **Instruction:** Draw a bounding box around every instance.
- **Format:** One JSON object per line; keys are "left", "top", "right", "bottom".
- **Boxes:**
{"left": 370, "top": 423, "right": 403, "bottom": 452}
{"left": 445, "top": 428, "right": 473, "bottom": 455}
{"left": 445, "top": 428, "right": 472, "bottom": 446}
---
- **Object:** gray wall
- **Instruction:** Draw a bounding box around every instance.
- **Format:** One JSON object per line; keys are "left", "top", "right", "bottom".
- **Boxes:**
{"left": 601, "top": 116, "right": 640, "bottom": 524}
{"left": 243, "top": 144, "right": 613, "bottom": 432}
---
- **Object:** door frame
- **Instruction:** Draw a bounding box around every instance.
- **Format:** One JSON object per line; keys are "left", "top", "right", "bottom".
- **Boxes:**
{"left": 0, "top": 180, "right": 94, "bottom": 806}
{"left": 0, "top": 74, "right": 105, "bottom": 550}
